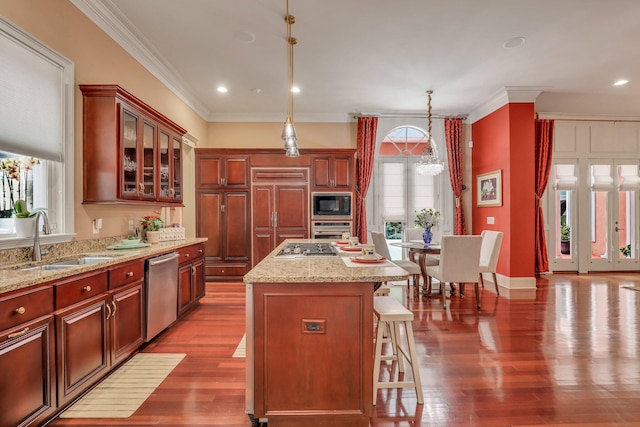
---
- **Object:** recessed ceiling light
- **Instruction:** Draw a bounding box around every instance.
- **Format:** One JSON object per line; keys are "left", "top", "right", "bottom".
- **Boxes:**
{"left": 291, "top": 86, "right": 300, "bottom": 94}
{"left": 614, "top": 79, "right": 629, "bottom": 86}
{"left": 216, "top": 86, "right": 228, "bottom": 93}
{"left": 251, "top": 88, "right": 262, "bottom": 94}
{"left": 503, "top": 37, "right": 526, "bottom": 49}
{"left": 234, "top": 30, "right": 255, "bottom": 44}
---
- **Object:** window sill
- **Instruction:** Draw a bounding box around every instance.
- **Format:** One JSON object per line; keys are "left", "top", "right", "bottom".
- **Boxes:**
{"left": 0, "top": 233, "right": 76, "bottom": 250}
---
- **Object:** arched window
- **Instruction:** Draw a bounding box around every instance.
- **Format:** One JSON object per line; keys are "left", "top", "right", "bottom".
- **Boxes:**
{"left": 378, "top": 126, "right": 439, "bottom": 242}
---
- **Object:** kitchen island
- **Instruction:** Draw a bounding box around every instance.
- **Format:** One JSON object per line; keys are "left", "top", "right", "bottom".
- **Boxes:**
{"left": 244, "top": 239, "right": 409, "bottom": 427}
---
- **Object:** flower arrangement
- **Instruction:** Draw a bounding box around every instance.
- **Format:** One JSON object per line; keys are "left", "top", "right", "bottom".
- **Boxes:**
{"left": 414, "top": 208, "right": 440, "bottom": 229}
{"left": 0, "top": 156, "right": 40, "bottom": 217}
{"left": 140, "top": 213, "right": 164, "bottom": 231}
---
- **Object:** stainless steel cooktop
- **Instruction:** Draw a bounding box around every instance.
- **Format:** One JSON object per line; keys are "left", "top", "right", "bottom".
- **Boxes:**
{"left": 275, "top": 242, "right": 338, "bottom": 259}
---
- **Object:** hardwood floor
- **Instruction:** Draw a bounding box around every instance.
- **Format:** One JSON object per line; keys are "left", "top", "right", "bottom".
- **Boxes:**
{"left": 49, "top": 274, "right": 640, "bottom": 426}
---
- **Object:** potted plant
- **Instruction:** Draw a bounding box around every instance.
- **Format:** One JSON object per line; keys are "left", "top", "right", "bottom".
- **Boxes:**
{"left": 414, "top": 208, "right": 440, "bottom": 244}
{"left": 619, "top": 244, "right": 631, "bottom": 258}
{"left": 13, "top": 199, "right": 46, "bottom": 237}
{"left": 141, "top": 214, "right": 164, "bottom": 243}
{"left": 560, "top": 224, "right": 570, "bottom": 255}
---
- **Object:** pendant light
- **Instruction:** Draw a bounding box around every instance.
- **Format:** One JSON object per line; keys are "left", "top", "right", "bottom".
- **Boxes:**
{"left": 281, "top": 0, "right": 299, "bottom": 157}
{"left": 416, "top": 90, "right": 444, "bottom": 176}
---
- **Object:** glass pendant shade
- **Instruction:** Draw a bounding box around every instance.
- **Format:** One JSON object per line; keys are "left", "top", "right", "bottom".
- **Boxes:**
{"left": 281, "top": 116, "right": 298, "bottom": 141}
{"left": 416, "top": 138, "right": 444, "bottom": 176}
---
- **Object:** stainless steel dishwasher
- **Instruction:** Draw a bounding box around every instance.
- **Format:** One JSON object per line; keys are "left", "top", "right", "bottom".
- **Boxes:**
{"left": 145, "top": 252, "right": 179, "bottom": 341}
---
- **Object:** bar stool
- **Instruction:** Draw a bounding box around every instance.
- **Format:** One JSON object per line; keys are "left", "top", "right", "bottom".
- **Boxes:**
{"left": 372, "top": 296, "right": 423, "bottom": 404}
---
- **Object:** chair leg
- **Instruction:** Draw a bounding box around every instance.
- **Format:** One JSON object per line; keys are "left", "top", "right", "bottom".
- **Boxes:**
{"left": 474, "top": 282, "right": 481, "bottom": 309}
{"left": 442, "top": 281, "right": 447, "bottom": 308}
{"left": 492, "top": 272, "right": 500, "bottom": 296}
{"left": 479, "top": 272, "right": 485, "bottom": 288}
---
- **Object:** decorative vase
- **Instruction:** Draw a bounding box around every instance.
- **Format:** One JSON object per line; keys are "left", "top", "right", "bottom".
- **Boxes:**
{"left": 422, "top": 227, "right": 433, "bottom": 244}
{"left": 146, "top": 230, "right": 161, "bottom": 244}
{"left": 15, "top": 217, "right": 36, "bottom": 238}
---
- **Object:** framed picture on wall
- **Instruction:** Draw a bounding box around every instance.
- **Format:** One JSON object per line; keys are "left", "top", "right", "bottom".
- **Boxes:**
{"left": 477, "top": 170, "right": 502, "bottom": 207}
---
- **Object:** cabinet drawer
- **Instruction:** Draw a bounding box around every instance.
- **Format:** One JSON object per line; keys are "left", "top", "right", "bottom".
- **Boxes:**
{"left": 109, "top": 259, "right": 145, "bottom": 289}
{"left": 55, "top": 272, "right": 108, "bottom": 310}
{"left": 179, "top": 244, "right": 205, "bottom": 265}
{"left": 0, "top": 286, "right": 53, "bottom": 331}
{"left": 206, "top": 264, "right": 248, "bottom": 279}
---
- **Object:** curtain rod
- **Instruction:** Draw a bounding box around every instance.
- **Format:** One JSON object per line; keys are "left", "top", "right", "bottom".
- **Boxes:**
{"left": 352, "top": 113, "right": 467, "bottom": 119}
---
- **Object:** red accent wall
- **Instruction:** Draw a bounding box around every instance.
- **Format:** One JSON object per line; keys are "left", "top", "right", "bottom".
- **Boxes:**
{"left": 472, "top": 103, "right": 535, "bottom": 278}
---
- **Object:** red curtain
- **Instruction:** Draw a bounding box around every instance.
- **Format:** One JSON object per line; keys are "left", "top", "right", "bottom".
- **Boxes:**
{"left": 445, "top": 118, "right": 466, "bottom": 235}
{"left": 355, "top": 116, "right": 378, "bottom": 243}
{"left": 534, "top": 119, "right": 554, "bottom": 273}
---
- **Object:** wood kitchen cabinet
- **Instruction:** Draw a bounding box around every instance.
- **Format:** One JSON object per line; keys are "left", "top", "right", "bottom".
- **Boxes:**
{"left": 177, "top": 243, "right": 205, "bottom": 316}
{"left": 196, "top": 152, "right": 249, "bottom": 189}
{"left": 196, "top": 150, "right": 251, "bottom": 281}
{"left": 0, "top": 286, "right": 55, "bottom": 427}
{"left": 312, "top": 149, "right": 355, "bottom": 190}
{"left": 80, "top": 85, "right": 186, "bottom": 205}
{"left": 197, "top": 191, "right": 250, "bottom": 281}
{"left": 252, "top": 169, "right": 309, "bottom": 265}
{"left": 55, "top": 262, "right": 145, "bottom": 407}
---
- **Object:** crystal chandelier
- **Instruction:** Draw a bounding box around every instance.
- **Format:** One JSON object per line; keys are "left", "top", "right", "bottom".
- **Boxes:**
{"left": 416, "top": 90, "right": 444, "bottom": 176}
{"left": 281, "top": 0, "right": 299, "bottom": 157}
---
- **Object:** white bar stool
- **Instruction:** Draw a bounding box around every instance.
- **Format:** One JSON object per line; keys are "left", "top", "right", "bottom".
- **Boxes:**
{"left": 372, "top": 296, "right": 423, "bottom": 405}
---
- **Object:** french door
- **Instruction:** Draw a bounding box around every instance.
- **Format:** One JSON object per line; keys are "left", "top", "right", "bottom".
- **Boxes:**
{"left": 550, "top": 161, "right": 640, "bottom": 272}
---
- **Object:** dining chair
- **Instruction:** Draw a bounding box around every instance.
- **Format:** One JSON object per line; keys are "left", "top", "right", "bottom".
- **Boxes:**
{"left": 479, "top": 230, "right": 503, "bottom": 296}
{"left": 425, "top": 235, "right": 482, "bottom": 309}
{"left": 370, "top": 231, "right": 421, "bottom": 291}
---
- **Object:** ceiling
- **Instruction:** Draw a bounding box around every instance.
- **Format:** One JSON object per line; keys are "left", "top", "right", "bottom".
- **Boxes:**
{"left": 74, "top": 0, "right": 640, "bottom": 123}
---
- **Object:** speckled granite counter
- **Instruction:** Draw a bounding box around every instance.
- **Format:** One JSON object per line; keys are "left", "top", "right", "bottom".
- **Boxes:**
{"left": 0, "top": 238, "right": 207, "bottom": 295}
{"left": 243, "top": 239, "right": 409, "bottom": 284}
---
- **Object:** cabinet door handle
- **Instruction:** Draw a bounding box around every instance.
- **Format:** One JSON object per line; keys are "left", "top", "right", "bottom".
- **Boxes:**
{"left": 184, "top": 253, "right": 190, "bottom": 258}
{"left": 138, "top": 182, "right": 144, "bottom": 192}
{"left": 83, "top": 285, "right": 92, "bottom": 292}
{"left": 126, "top": 271, "right": 134, "bottom": 277}
{"left": 111, "top": 301, "right": 117, "bottom": 317}
{"left": 106, "top": 302, "right": 112, "bottom": 320}
{"left": 170, "top": 188, "right": 175, "bottom": 197}
{"left": 8, "top": 327, "right": 29, "bottom": 339}
{"left": 221, "top": 204, "right": 225, "bottom": 213}
{"left": 15, "top": 306, "right": 26, "bottom": 315}
{"left": 198, "top": 249, "right": 203, "bottom": 254}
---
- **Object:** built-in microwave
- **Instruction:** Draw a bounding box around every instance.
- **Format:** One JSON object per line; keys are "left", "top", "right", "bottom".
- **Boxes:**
{"left": 312, "top": 192, "right": 352, "bottom": 219}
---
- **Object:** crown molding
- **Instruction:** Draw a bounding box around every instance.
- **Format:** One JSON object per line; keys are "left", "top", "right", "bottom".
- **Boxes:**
{"left": 70, "top": 0, "right": 210, "bottom": 120}
{"left": 467, "top": 86, "right": 545, "bottom": 123}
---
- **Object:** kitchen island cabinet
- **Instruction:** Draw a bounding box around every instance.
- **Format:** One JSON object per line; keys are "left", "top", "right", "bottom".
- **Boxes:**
{"left": 243, "top": 239, "right": 409, "bottom": 427}
{"left": 0, "top": 287, "right": 55, "bottom": 427}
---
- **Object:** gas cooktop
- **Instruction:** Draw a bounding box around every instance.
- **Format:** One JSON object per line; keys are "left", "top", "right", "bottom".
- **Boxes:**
{"left": 275, "top": 242, "right": 338, "bottom": 259}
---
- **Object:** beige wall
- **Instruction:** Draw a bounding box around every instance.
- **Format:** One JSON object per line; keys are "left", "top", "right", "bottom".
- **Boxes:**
{"left": 205, "top": 122, "right": 357, "bottom": 149}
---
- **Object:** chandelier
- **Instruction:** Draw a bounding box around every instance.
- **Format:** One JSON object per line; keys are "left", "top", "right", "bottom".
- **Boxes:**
{"left": 281, "top": 0, "right": 299, "bottom": 157}
{"left": 416, "top": 90, "right": 444, "bottom": 176}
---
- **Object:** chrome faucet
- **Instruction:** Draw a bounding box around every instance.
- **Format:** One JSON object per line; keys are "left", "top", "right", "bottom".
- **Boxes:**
{"left": 32, "top": 210, "right": 52, "bottom": 261}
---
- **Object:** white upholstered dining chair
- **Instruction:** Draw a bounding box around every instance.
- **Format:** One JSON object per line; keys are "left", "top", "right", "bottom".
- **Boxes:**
{"left": 425, "top": 235, "right": 482, "bottom": 309}
{"left": 370, "top": 231, "right": 421, "bottom": 291}
{"left": 479, "top": 230, "right": 503, "bottom": 296}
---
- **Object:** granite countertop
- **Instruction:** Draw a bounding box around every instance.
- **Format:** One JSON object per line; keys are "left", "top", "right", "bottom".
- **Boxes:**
{"left": 243, "top": 239, "right": 410, "bottom": 284}
{"left": 0, "top": 238, "right": 208, "bottom": 295}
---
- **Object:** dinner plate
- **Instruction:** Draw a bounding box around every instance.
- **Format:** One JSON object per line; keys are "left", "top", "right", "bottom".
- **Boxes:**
{"left": 350, "top": 256, "right": 387, "bottom": 264}
{"left": 335, "top": 240, "right": 350, "bottom": 245}
{"left": 340, "top": 246, "right": 363, "bottom": 252}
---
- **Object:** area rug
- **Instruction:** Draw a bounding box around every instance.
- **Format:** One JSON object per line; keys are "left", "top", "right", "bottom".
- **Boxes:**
{"left": 622, "top": 285, "right": 640, "bottom": 292}
{"left": 233, "top": 334, "right": 246, "bottom": 358}
{"left": 59, "top": 353, "right": 185, "bottom": 419}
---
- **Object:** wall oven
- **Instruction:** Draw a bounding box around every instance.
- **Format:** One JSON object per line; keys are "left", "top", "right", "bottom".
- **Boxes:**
{"left": 312, "top": 221, "right": 352, "bottom": 240}
{"left": 312, "top": 192, "right": 352, "bottom": 220}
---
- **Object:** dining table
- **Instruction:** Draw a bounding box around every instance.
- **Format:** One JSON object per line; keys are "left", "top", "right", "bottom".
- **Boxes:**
{"left": 389, "top": 241, "right": 441, "bottom": 297}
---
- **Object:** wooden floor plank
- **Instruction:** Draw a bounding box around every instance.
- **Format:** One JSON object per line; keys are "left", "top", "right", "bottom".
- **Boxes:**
{"left": 49, "top": 275, "right": 640, "bottom": 426}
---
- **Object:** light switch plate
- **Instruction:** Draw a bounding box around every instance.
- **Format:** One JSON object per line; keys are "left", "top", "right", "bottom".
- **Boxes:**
{"left": 487, "top": 217, "right": 495, "bottom": 224}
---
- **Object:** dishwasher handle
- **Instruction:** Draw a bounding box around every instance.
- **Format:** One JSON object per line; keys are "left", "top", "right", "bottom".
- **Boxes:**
{"left": 147, "top": 252, "right": 179, "bottom": 266}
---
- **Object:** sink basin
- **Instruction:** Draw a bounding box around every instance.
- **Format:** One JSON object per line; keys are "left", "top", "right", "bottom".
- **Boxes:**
{"left": 14, "top": 256, "right": 115, "bottom": 272}
{"left": 48, "top": 256, "right": 115, "bottom": 266}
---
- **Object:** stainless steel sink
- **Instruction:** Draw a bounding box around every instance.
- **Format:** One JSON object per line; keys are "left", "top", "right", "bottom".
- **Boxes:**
{"left": 48, "top": 256, "right": 114, "bottom": 266}
{"left": 15, "top": 256, "right": 115, "bottom": 272}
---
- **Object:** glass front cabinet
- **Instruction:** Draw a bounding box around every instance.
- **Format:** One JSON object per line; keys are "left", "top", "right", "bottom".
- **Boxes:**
{"left": 81, "top": 85, "right": 185, "bottom": 205}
